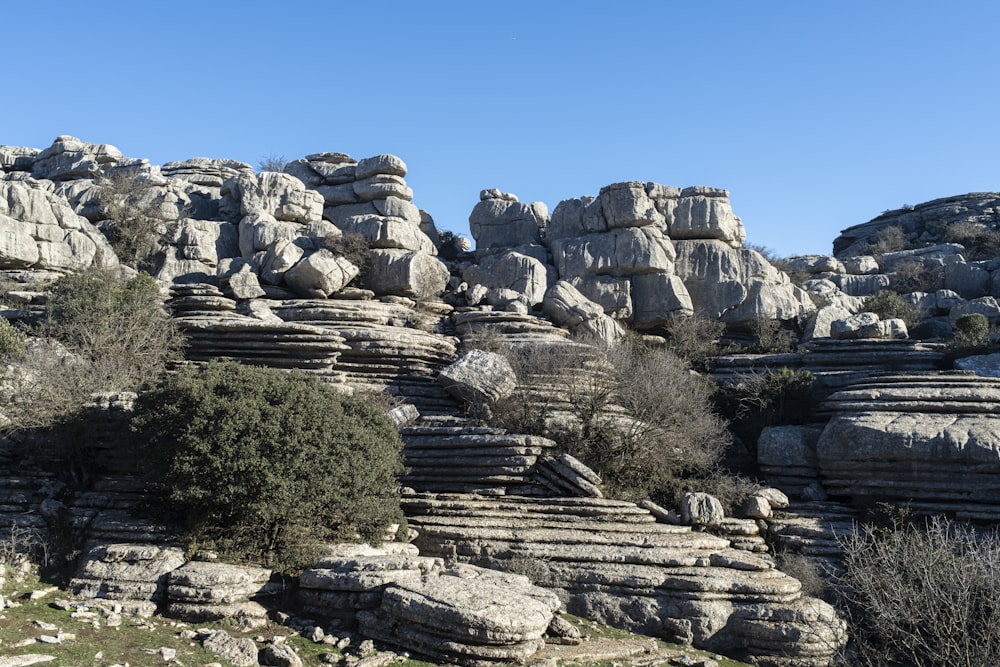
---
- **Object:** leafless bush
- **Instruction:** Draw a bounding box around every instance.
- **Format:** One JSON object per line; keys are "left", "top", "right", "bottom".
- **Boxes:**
{"left": 869, "top": 224, "right": 910, "bottom": 256}
{"left": 663, "top": 313, "right": 728, "bottom": 367}
{"left": 944, "top": 221, "right": 1000, "bottom": 261}
{"left": 889, "top": 258, "right": 942, "bottom": 294}
{"left": 489, "top": 338, "right": 731, "bottom": 503}
{"left": 750, "top": 316, "right": 796, "bottom": 353}
{"left": 257, "top": 153, "right": 288, "bottom": 173}
{"left": 838, "top": 516, "right": 1000, "bottom": 666}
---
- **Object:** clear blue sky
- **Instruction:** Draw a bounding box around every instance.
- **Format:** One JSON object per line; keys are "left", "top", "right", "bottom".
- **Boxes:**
{"left": 4, "top": 1, "right": 997, "bottom": 257}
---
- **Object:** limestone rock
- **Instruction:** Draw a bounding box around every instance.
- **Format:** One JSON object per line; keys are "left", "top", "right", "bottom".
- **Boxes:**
{"left": 31, "top": 135, "right": 123, "bottom": 181}
{"left": 550, "top": 227, "right": 675, "bottom": 278}
{"left": 203, "top": 630, "right": 258, "bottom": 667}
{"left": 69, "top": 543, "right": 186, "bottom": 609}
{"left": 283, "top": 250, "right": 359, "bottom": 298}
{"left": 598, "top": 181, "right": 664, "bottom": 229}
{"left": 629, "top": 273, "right": 694, "bottom": 327}
{"left": 438, "top": 350, "right": 517, "bottom": 405}
{"left": 0, "top": 181, "right": 119, "bottom": 271}
{"left": 955, "top": 352, "right": 1000, "bottom": 377}
{"left": 462, "top": 249, "right": 555, "bottom": 307}
{"left": 680, "top": 493, "right": 725, "bottom": 527}
{"left": 365, "top": 249, "right": 449, "bottom": 299}
{"left": 670, "top": 191, "right": 746, "bottom": 246}
{"left": 469, "top": 196, "right": 545, "bottom": 254}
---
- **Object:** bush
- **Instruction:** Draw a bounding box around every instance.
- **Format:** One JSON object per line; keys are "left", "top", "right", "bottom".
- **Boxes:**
{"left": 944, "top": 221, "right": 1000, "bottom": 261}
{"left": 490, "top": 339, "right": 731, "bottom": 503}
{"left": 0, "top": 318, "right": 26, "bottom": 359}
{"left": 953, "top": 313, "right": 990, "bottom": 348}
{"left": 322, "top": 232, "right": 372, "bottom": 285}
{"left": 257, "top": 153, "right": 287, "bottom": 173}
{"left": 95, "top": 172, "right": 162, "bottom": 269}
{"left": 863, "top": 290, "right": 918, "bottom": 328}
{"left": 750, "top": 316, "right": 796, "bottom": 353}
{"left": 715, "top": 368, "right": 820, "bottom": 449}
{"left": 888, "top": 258, "right": 942, "bottom": 294}
{"left": 869, "top": 224, "right": 909, "bottom": 256}
{"left": 1, "top": 270, "right": 181, "bottom": 432}
{"left": 131, "top": 361, "right": 405, "bottom": 571}
{"left": 663, "top": 313, "right": 728, "bottom": 367}
{"left": 839, "top": 516, "right": 1000, "bottom": 666}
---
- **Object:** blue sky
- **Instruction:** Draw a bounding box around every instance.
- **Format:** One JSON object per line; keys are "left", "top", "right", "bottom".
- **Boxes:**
{"left": 4, "top": 1, "right": 997, "bottom": 257}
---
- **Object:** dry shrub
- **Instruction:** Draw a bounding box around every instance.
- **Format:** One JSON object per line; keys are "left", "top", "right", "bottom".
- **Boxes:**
{"left": 944, "top": 221, "right": 1000, "bottom": 261}
{"left": 889, "top": 258, "right": 942, "bottom": 293}
{"left": 839, "top": 516, "right": 1000, "bottom": 666}
{"left": 869, "top": 224, "right": 910, "bottom": 255}
{"left": 95, "top": 172, "right": 163, "bottom": 269}
{"left": 663, "top": 313, "right": 727, "bottom": 367}
{"left": 489, "top": 338, "right": 731, "bottom": 503}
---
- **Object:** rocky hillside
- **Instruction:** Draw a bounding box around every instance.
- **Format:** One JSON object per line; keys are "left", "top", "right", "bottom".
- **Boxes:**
{"left": 2, "top": 135, "right": 1000, "bottom": 667}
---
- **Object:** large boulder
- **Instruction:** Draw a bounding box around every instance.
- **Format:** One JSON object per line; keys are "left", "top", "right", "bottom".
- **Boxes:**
{"left": 365, "top": 249, "right": 449, "bottom": 299}
{"left": 438, "top": 349, "right": 517, "bottom": 405}
{"left": 550, "top": 227, "right": 675, "bottom": 278}
{"left": 462, "top": 249, "right": 555, "bottom": 307}
{"left": 469, "top": 191, "right": 546, "bottom": 254}
{"left": 669, "top": 187, "right": 746, "bottom": 247}
{"left": 283, "top": 249, "right": 359, "bottom": 297}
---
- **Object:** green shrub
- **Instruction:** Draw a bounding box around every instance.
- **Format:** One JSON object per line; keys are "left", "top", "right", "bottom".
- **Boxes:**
{"left": 953, "top": 313, "right": 990, "bottom": 348}
{"left": 131, "top": 361, "right": 405, "bottom": 571}
{"left": 750, "top": 316, "right": 796, "bottom": 353}
{"left": 839, "top": 516, "right": 1000, "bottom": 666}
{"left": 0, "top": 318, "right": 26, "bottom": 359}
{"left": 862, "top": 290, "right": 918, "bottom": 328}
{"left": 321, "top": 232, "right": 371, "bottom": 285}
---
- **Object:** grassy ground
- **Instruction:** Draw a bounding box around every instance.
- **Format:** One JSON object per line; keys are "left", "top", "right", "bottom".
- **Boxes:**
{"left": 0, "top": 570, "right": 751, "bottom": 667}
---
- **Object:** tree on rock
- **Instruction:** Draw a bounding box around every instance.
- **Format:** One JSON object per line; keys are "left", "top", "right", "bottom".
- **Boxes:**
{"left": 132, "top": 361, "right": 406, "bottom": 570}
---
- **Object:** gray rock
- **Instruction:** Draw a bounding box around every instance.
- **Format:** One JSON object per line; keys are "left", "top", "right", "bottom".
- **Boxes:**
{"left": 462, "top": 249, "right": 555, "bottom": 307}
{"left": 203, "top": 630, "right": 259, "bottom": 667}
{"left": 955, "top": 352, "right": 1000, "bottom": 377}
{"left": 469, "top": 197, "right": 545, "bottom": 253}
{"left": 630, "top": 273, "right": 694, "bottom": 328}
{"left": 225, "top": 263, "right": 266, "bottom": 299}
{"left": 365, "top": 249, "right": 449, "bottom": 299}
{"left": 803, "top": 304, "right": 855, "bottom": 340}
{"left": 355, "top": 154, "right": 407, "bottom": 180}
{"left": 260, "top": 642, "right": 303, "bottom": 667}
{"left": 547, "top": 195, "right": 607, "bottom": 240}
{"left": 353, "top": 174, "right": 413, "bottom": 202}
{"left": 599, "top": 182, "right": 664, "bottom": 229}
{"left": 438, "top": 350, "right": 517, "bottom": 405}
{"left": 338, "top": 215, "right": 435, "bottom": 254}
{"left": 680, "top": 492, "right": 725, "bottom": 527}
{"left": 670, "top": 193, "right": 746, "bottom": 246}
{"left": 551, "top": 227, "right": 676, "bottom": 278}
{"left": 781, "top": 255, "right": 845, "bottom": 274}
{"left": 283, "top": 250, "right": 360, "bottom": 297}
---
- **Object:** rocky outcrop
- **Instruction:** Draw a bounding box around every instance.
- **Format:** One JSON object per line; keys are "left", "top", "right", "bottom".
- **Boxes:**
{"left": 404, "top": 493, "right": 846, "bottom": 666}
{"left": 0, "top": 181, "right": 118, "bottom": 273}
{"left": 68, "top": 543, "right": 186, "bottom": 616}
{"left": 165, "top": 561, "right": 281, "bottom": 627}
{"left": 833, "top": 192, "right": 1000, "bottom": 257}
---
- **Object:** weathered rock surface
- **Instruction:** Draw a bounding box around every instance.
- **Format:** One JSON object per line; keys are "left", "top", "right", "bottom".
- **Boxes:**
{"left": 438, "top": 349, "right": 517, "bottom": 405}
{"left": 404, "top": 493, "right": 846, "bottom": 666}
{"left": 69, "top": 543, "right": 185, "bottom": 616}
{"left": 816, "top": 372, "right": 1000, "bottom": 519}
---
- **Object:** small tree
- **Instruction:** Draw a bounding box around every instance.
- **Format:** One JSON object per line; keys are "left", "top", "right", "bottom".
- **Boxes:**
{"left": 863, "top": 290, "right": 918, "bottom": 328}
{"left": 953, "top": 313, "right": 990, "bottom": 348}
{"left": 1, "top": 269, "right": 181, "bottom": 432}
{"left": 95, "top": 172, "right": 162, "bottom": 269}
{"left": 258, "top": 153, "right": 287, "bottom": 173}
{"left": 131, "top": 361, "right": 406, "bottom": 570}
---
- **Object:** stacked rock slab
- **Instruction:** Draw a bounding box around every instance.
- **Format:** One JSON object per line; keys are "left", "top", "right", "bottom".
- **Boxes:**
{"left": 285, "top": 152, "right": 448, "bottom": 299}
{"left": 298, "top": 543, "right": 560, "bottom": 667}
{"left": 272, "top": 298, "right": 460, "bottom": 413}
{"left": 401, "top": 424, "right": 557, "bottom": 495}
{"left": 816, "top": 372, "right": 1000, "bottom": 520}
{"left": 546, "top": 182, "right": 693, "bottom": 329}
{"left": 169, "top": 286, "right": 350, "bottom": 374}
{"left": 403, "top": 493, "right": 845, "bottom": 666}
{"left": 709, "top": 339, "right": 946, "bottom": 390}
{"left": 69, "top": 543, "right": 186, "bottom": 616}
{"left": 165, "top": 561, "right": 281, "bottom": 627}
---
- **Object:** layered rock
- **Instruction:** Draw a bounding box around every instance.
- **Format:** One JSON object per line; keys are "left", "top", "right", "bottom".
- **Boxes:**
{"left": 404, "top": 493, "right": 846, "bottom": 666}
{"left": 298, "top": 543, "right": 559, "bottom": 667}
{"left": 165, "top": 561, "right": 281, "bottom": 626}
{"left": 69, "top": 543, "right": 186, "bottom": 616}
{"left": 816, "top": 372, "right": 1000, "bottom": 519}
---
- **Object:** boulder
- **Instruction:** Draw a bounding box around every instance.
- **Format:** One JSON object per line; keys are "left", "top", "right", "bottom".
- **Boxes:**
{"left": 547, "top": 195, "right": 607, "bottom": 240}
{"left": 629, "top": 273, "right": 694, "bottom": 327}
{"left": 670, "top": 191, "right": 746, "bottom": 246}
{"left": 283, "top": 249, "right": 359, "bottom": 297}
{"left": 365, "top": 249, "right": 449, "bottom": 299}
{"left": 598, "top": 181, "right": 664, "bottom": 229}
{"left": 438, "top": 350, "right": 517, "bottom": 405}
{"left": 462, "top": 249, "right": 555, "bottom": 307}
{"left": 31, "top": 135, "right": 123, "bottom": 180}
{"left": 680, "top": 492, "right": 725, "bottom": 527}
{"left": 955, "top": 352, "right": 1000, "bottom": 378}
{"left": 469, "top": 195, "right": 545, "bottom": 254}
{"left": 802, "top": 304, "right": 855, "bottom": 340}
{"left": 781, "top": 255, "right": 845, "bottom": 275}
{"left": 203, "top": 630, "right": 258, "bottom": 667}
{"left": 831, "top": 312, "right": 907, "bottom": 340}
